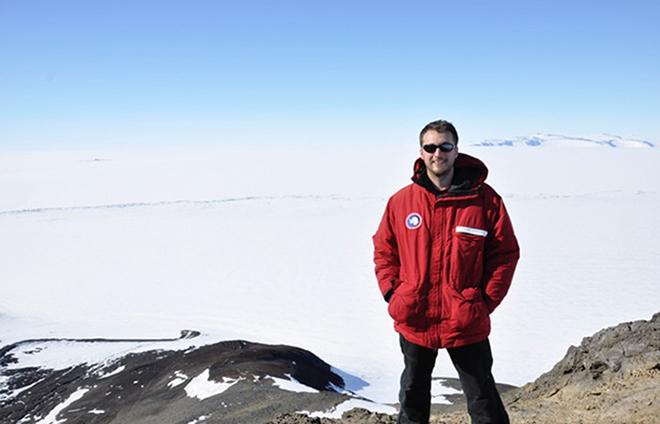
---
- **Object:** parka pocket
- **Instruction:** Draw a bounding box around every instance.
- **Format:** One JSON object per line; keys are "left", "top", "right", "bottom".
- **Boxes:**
{"left": 387, "top": 283, "right": 428, "bottom": 329}
{"left": 446, "top": 286, "right": 489, "bottom": 332}
{"left": 450, "top": 232, "right": 485, "bottom": 290}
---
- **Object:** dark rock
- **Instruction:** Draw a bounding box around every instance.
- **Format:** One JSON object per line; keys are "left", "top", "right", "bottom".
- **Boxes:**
{"left": 339, "top": 407, "right": 396, "bottom": 423}
{"left": 0, "top": 337, "right": 350, "bottom": 424}
{"left": 269, "top": 413, "right": 323, "bottom": 424}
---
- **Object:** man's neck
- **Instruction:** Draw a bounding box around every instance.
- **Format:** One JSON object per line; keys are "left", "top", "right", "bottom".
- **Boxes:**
{"left": 427, "top": 168, "right": 454, "bottom": 192}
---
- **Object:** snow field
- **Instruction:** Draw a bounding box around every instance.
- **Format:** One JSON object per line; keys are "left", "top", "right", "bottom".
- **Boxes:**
{"left": 2, "top": 143, "right": 659, "bottom": 405}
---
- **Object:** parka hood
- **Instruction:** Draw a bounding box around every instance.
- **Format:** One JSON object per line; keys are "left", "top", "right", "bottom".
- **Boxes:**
{"left": 412, "top": 153, "right": 489, "bottom": 196}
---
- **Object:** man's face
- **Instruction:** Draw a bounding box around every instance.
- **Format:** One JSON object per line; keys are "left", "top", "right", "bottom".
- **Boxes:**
{"left": 420, "top": 130, "right": 459, "bottom": 178}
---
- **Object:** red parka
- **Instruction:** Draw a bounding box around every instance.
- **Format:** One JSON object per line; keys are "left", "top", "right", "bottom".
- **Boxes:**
{"left": 373, "top": 153, "right": 520, "bottom": 349}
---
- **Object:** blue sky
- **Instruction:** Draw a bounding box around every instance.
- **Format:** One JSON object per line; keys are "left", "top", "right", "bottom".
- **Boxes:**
{"left": 1, "top": 0, "right": 659, "bottom": 150}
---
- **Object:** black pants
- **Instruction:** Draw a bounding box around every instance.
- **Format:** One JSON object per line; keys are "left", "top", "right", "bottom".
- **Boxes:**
{"left": 398, "top": 335, "right": 509, "bottom": 424}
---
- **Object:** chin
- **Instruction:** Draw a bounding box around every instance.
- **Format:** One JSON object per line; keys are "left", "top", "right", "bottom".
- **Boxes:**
{"left": 431, "top": 166, "right": 450, "bottom": 176}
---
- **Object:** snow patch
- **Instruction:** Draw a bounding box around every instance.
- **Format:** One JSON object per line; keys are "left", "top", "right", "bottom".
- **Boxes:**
{"left": 267, "top": 374, "right": 319, "bottom": 393}
{"left": 431, "top": 378, "right": 463, "bottom": 404}
{"left": 184, "top": 369, "right": 242, "bottom": 400}
{"left": 97, "top": 364, "right": 125, "bottom": 379}
{"left": 35, "top": 387, "right": 89, "bottom": 424}
{"left": 187, "top": 415, "right": 208, "bottom": 424}
{"left": 168, "top": 370, "right": 189, "bottom": 388}
{"left": 1, "top": 377, "right": 45, "bottom": 401}
{"left": 3, "top": 334, "right": 216, "bottom": 372}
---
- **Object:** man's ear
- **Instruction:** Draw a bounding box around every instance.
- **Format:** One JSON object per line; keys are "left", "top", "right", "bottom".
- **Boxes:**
{"left": 419, "top": 147, "right": 424, "bottom": 158}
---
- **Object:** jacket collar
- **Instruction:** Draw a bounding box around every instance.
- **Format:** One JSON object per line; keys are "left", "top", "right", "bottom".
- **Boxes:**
{"left": 412, "top": 153, "right": 488, "bottom": 199}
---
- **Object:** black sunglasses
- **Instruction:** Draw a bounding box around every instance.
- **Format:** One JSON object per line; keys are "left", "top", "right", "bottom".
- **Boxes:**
{"left": 422, "top": 142, "right": 455, "bottom": 153}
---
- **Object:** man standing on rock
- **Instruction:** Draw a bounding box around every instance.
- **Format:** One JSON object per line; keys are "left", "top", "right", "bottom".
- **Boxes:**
{"left": 373, "top": 119, "right": 520, "bottom": 424}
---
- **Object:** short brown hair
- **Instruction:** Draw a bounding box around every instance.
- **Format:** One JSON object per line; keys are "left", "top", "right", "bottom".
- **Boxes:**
{"left": 419, "top": 120, "right": 459, "bottom": 146}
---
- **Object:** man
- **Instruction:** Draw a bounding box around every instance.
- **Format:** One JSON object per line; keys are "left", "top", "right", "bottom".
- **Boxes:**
{"left": 372, "top": 120, "right": 520, "bottom": 424}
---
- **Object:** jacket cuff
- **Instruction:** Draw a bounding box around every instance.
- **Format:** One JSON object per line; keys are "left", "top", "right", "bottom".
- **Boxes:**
{"left": 484, "top": 296, "right": 498, "bottom": 313}
{"left": 384, "top": 288, "right": 394, "bottom": 303}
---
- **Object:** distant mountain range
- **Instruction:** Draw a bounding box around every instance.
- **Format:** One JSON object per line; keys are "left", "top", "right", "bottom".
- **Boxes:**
{"left": 469, "top": 133, "right": 655, "bottom": 148}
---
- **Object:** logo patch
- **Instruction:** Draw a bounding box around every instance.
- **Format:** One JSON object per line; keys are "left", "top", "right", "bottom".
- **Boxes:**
{"left": 405, "top": 213, "right": 422, "bottom": 230}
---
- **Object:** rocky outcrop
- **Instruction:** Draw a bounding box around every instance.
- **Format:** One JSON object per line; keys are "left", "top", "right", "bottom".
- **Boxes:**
{"left": 270, "top": 408, "right": 397, "bottom": 424}
{"left": 0, "top": 338, "right": 351, "bottom": 424}
{"left": 502, "top": 312, "right": 660, "bottom": 424}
